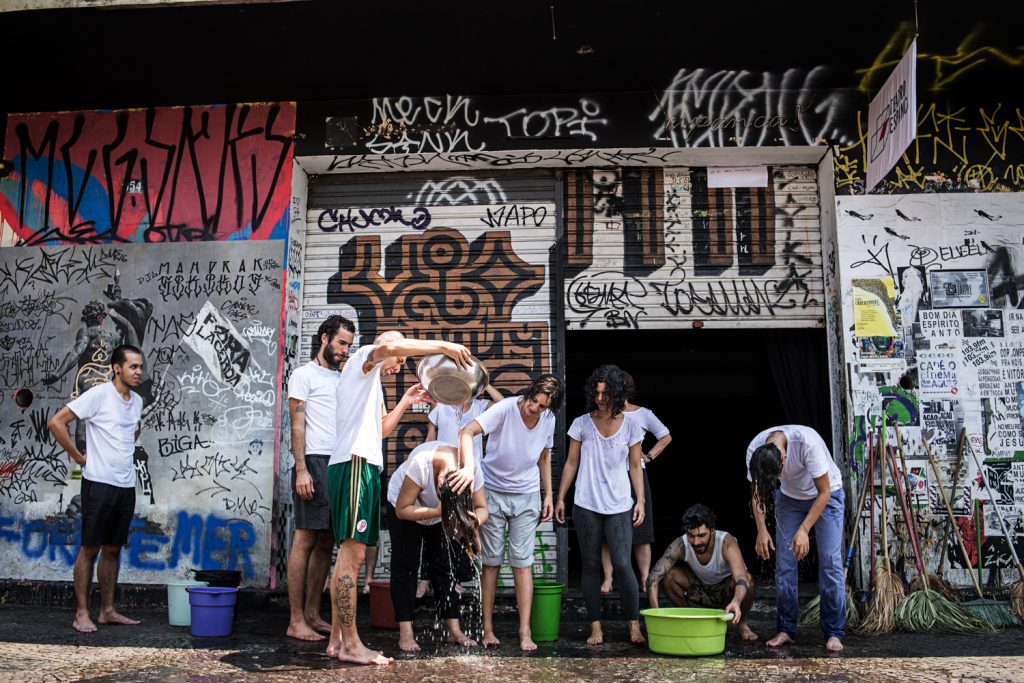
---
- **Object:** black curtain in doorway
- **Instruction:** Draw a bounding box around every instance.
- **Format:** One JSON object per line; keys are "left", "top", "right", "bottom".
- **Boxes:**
{"left": 763, "top": 330, "right": 831, "bottom": 444}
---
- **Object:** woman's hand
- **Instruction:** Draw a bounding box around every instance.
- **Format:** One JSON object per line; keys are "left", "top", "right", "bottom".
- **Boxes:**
{"left": 448, "top": 465, "right": 474, "bottom": 494}
{"left": 755, "top": 529, "right": 775, "bottom": 560}
{"left": 554, "top": 499, "right": 566, "bottom": 525}
{"left": 632, "top": 501, "right": 645, "bottom": 527}
{"left": 789, "top": 526, "right": 810, "bottom": 561}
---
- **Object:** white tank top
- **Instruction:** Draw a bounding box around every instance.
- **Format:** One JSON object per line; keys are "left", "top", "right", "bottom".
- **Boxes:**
{"left": 682, "top": 530, "right": 732, "bottom": 585}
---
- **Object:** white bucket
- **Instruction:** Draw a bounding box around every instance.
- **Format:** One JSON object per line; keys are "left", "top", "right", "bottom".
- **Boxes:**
{"left": 167, "top": 580, "right": 208, "bottom": 626}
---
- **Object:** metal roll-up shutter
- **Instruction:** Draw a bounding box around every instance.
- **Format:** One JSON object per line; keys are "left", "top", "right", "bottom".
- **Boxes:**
{"left": 565, "top": 166, "right": 824, "bottom": 329}
{"left": 303, "top": 171, "right": 560, "bottom": 584}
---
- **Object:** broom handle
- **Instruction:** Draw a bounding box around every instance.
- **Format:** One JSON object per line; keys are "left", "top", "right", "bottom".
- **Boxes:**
{"left": 879, "top": 419, "right": 891, "bottom": 573}
{"left": 922, "top": 434, "right": 986, "bottom": 599}
{"left": 965, "top": 438, "right": 1024, "bottom": 584}
{"left": 936, "top": 429, "right": 968, "bottom": 576}
{"left": 845, "top": 427, "right": 875, "bottom": 592}
{"left": 869, "top": 423, "right": 876, "bottom": 585}
{"left": 887, "top": 446, "right": 928, "bottom": 583}
{"left": 892, "top": 421, "right": 925, "bottom": 534}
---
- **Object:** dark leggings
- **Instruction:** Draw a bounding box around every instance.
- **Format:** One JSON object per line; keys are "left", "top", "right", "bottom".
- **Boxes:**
{"left": 387, "top": 503, "right": 459, "bottom": 622}
{"left": 574, "top": 504, "right": 639, "bottom": 621}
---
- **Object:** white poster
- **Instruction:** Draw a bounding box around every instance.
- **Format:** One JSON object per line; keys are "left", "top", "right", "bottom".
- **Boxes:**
{"left": 918, "top": 349, "right": 959, "bottom": 398}
{"left": 919, "top": 309, "right": 963, "bottom": 340}
{"left": 707, "top": 166, "right": 769, "bottom": 188}
{"left": 866, "top": 38, "right": 918, "bottom": 191}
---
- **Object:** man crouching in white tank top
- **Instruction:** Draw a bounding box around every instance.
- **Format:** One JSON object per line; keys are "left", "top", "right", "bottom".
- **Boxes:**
{"left": 646, "top": 504, "right": 758, "bottom": 641}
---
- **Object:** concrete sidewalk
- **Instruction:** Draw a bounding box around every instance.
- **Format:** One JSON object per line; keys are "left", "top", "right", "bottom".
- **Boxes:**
{"left": 0, "top": 591, "right": 1023, "bottom": 682}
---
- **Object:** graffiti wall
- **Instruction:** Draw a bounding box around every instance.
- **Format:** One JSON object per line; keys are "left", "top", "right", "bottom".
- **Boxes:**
{"left": 564, "top": 166, "right": 824, "bottom": 329}
{"left": 0, "top": 241, "right": 284, "bottom": 585}
{"left": 837, "top": 193, "right": 1024, "bottom": 587}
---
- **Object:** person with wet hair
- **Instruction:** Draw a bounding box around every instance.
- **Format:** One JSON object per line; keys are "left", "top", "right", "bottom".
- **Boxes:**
{"left": 556, "top": 365, "right": 646, "bottom": 646}
{"left": 746, "top": 425, "right": 845, "bottom": 652}
{"left": 459, "top": 373, "right": 564, "bottom": 651}
{"left": 647, "top": 504, "right": 758, "bottom": 641}
{"left": 387, "top": 441, "right": 487, "bottom": 652}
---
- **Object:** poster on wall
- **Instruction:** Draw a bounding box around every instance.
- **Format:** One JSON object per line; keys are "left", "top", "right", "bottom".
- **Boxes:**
{"left": 918, "top": 349, "right": 959, "bottom": 398}
{"left": 962, "top": 309, "right": 1004, "bottom": 338}
{"left": 922, "top": 399, "right": 961, "bottom": 448}
{"left": 854, "top": 277, "right": 905, "bottom": 371}
{"left": 928, "top": 270, "right": 990, "bottom": 309}
{"left": 983, "top": 396, "right": 1024, "bottom": 455}
{"left": 919, "top": 309, "right": 963, "bottom": 340}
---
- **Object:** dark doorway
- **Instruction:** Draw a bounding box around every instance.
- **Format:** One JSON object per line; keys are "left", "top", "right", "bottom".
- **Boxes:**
{"left": 561, "top": 327, "right": 833, "bottom": 587}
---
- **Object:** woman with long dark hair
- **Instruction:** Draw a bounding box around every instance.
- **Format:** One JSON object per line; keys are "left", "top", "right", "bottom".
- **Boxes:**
{"left": 747, "top": 425, "right": 845, "bottom": 652}
{"left": 556, "top": 365, "right": 646, "bottom": 645}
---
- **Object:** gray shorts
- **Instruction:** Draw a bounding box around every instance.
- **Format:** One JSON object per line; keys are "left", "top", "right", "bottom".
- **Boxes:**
{"left": 293, "top": 454, "right": 331, "bottom": 531}
{"left": 480, "top": 488, "right": 541, "bottom": 569}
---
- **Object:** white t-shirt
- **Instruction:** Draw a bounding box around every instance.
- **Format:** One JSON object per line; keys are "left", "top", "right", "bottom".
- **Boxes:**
{"left": 287, "top": 361, "right": 341, "bottom": 456}
{"left": 386, "top": 440, "right": 484, "bottom": 526}
{"left": 475, "top": 396, "right": 556, "bottom": 494}
{"left": 331, "top": 344, "right": 385, "bottom": 469}
{"left": 624, "top": 407, "right": 669, "bottom": 470}
{"left": 66, "top": 382, "right": 143, "bottom": 488}
{"left": 567, "top": 414, "right": 643, "bottom": 514}
{"left": 428, "top": 398, "right": 490, "bottom": 454}
{"left": 745, "top": 425, "right": 842, "bottom": 500}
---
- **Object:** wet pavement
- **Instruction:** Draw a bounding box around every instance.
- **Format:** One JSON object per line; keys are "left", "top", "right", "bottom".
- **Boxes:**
{"left": 1, "top": 593, "right": 1023, "bottom": 682}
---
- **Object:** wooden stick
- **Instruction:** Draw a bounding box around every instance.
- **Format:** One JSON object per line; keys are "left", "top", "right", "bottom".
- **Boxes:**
{"left": 888, "top": 446, "right": 928, "bottom": 584}
{"left": 879, "top": 419, "right": 891, "bottom": 574}
{"left": 936, "top": 429, "right": 967, "bottom": 577}
{"left": 964, "top": 437, "right": 1024, "bottom": 585}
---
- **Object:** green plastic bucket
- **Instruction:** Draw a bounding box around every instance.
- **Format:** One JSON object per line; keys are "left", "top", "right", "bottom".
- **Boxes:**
{"left": 167, "top": 580, "right": 207, "bottom": 626}
{"left": 530, "top": 581, "right": 564, "bottom": 642}
{"left": 640, "top": 607, "right": 734, "bottom": 656}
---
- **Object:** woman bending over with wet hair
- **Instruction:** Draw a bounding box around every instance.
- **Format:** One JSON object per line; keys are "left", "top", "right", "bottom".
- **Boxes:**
{"left": 746, "top": 425, "right": 845, "bottom": 652}
{"left": 387, "top": 441, "right": 487, "bottom": 652}
{"left": 556, "top": 365, "right": 646, "bottom": 645}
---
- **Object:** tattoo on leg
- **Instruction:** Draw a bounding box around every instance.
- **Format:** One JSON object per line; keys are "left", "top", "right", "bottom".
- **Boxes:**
{"left": 336, "top": 575, "right": 356, "bottom": 627}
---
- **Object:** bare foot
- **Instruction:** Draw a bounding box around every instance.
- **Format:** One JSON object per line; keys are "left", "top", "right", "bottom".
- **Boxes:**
{"left": 73, "top": 612, "right": 97, "bottom": 633}
{"left": 766, "top": 631, "right": 794, "bottom": 647}
{"left": 448, "top": 633, "right": 478, "bottom": 647}
{"left": 362, "top": 584, "right": 371, "bottom": 595}
{"left": 520, "top": 636, "right": 538, "bottom": 652}
{"left": 600, "top": 579, "right": 612, "bottom": 594}
{"left": 97, "top": 610, "right": 140, "bottom": 625}
{"left": 398, "top": 636, "right": 421, "bottom": 652}
{"left": 587, "top": 623, "right": 604, "bottom": 645}
{"left": 287, "top": 622, "right": 326, "bottom": 641}
{"left": 482, "top": 631, "right": 501, "bottom": 647}
{"left": 826, "top": 636, "right": 844, "bottom": 652}
{"left": 629, "top": 621, "right": 646, "bottom": 645}
{"left": 738, "top": 623, "right": 759, "bottom": 641}
{"left": 339, "top": 644, "right": 393, "bottom": 665}
{"left": 307, "top": 616, "right": 331, "bottom": 634}
{"left": 416, "top": 580, "right": 430, "bottom": 599}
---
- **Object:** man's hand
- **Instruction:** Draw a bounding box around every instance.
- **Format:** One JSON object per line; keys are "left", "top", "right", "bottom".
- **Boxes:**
{"left": 442, "top": 342, "right": 474, "bottom": 370}
{"left": 723, "top": 598, "right": 742, "bottom": 620}
{"left": 554, "top": 499, "right": 566, "bottom": 525}
{"left": 789, "top": 526, "right": 810, "bottom": 561}
{"left": 632, "top": 501, "right": 645, "bottom": 527}
{"left": 541, "top": 494, "right": 553, "bottom": 522}
{"left": 755, "top": 529, "right": 775, "bottom": 560}
{"left": 448, "top": 465, "right": 475, "bottom": 494}
{"left": 295, "top": 469, "right": 314, "bottom": 501}
{"left": 404, "top": 382, "right": 432, "bottom": 404}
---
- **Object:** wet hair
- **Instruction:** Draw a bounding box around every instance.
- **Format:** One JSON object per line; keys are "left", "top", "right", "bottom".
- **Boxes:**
{"left": 111, "top": 344, "right": 143, "bottom": 367}
{"left": 82, "top": 301, "right": 107, "bottom": 326}
{"left": 584, "top": 364, "right": 628, "bottom": 416}
{"left": 311, "top": 314, "right": 355, "bottom": 359}
{"left": 524, "top": 373, "right": 564, "bottom": 412}
{"left": 374, "top": 329, "right": 405, "bottom": 345}
{"left": 439, "top": 473, "right": 480, "bottom": 560}
{"left": 681, "top": 503, "right": 717, "bottom": 532}
{"left": 624, "top": 372, "right": 638, "bottom": 401}
{"left": 749, "top": 443, "right": 783, "bottom": 516}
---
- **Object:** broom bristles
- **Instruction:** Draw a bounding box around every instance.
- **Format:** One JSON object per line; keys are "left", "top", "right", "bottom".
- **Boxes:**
{"left": 963, "top": 599, "right": 1019, "bottom": 629}
{"left": 908, "top": 574, "right": 958, "bottom": 602}
{"left": 895, "top": 589, "right": 997, "bottom": 634}
{"left": 798, "top": 589, "right": 859, "bottom": 629}
{"left": 855, "top": 566, "right": 903, "bottom": 636}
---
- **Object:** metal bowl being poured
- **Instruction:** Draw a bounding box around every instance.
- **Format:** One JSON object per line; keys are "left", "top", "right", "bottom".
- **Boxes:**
{"left": 416, "top": 353, "right": 489, "bottom": 406}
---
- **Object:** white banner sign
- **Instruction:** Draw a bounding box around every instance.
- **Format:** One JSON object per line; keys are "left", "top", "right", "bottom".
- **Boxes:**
{"left": 707, "top": 166, "right": 769, "bottom": 188}
{"left": 866, "top": 38, "right": 917, "bottom": 191}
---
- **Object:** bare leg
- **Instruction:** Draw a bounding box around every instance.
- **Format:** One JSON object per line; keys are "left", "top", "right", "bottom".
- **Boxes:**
{"left": 600, "top": 544, "right": 613, "bottom": 593}
{"left": 416, "top": 580, "right": 430, "bottom": 598}
{"left": 397, "top": 620, "right": 420, "bottom": 652}
{"left": 628, "top": 620, "right": 646, "bottom": 644}
{"left": 328, "top": 540, "right": 391, "bottom": 666}
{"left": 512, "top": 566, "right": 536, "bottom": 651}
{"left": 287, "top": 529, "right": 325, "bottom": 641}
{"left": 446, "top": 618, "right": 478, "bottom": 647}
{"left": 633, "top": 543, "right": 652, "bottom": 592}
{"left": 362, "top": 545, "right": 378, "bottom": 595}
{"left": 735, "top": 579, "right": 759, "bottom": 641}
{"left": 661, "top": 567, "right": 691, "bottom": 607}
{"left": 587, "top": 620, "right": 603, "bottom": 645}
{"left": 96, "top": 546, "right": 138, "bottom": 625}
{"left": 481, "top": 564, "right": 501, "bottom": 647}
{"left": 73, "top": 545, "right": 99, "bottom": 633}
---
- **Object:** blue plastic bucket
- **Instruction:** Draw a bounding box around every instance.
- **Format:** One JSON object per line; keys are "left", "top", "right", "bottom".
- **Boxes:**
{"left": 188, "top": 586, "right": 239, "bottom": 637}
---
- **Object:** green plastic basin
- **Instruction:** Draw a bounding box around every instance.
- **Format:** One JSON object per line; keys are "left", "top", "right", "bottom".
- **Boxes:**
{"left": 640, "top": 607, "right": 734, "bottom": 656}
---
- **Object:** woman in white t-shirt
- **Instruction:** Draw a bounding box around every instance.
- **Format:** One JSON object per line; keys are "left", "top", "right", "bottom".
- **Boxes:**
{"left": 387, "top": 441, "right": 488, "bottom": 652}
{"left": 555, "top": 365, "right": 646, "bottom": 646}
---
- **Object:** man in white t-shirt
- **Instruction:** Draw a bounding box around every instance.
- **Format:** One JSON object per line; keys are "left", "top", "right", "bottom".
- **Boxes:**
{"left": 459, "top": 373, "right": 564, "bottom": 652}
{"left": 285, "top": 314, "right": 354, "bottom": 642}
{"left": 325, "top": 330, "right": 474, "bottom": 666}
{"left": 47, "top": 344, "right": 145, "bottom": 634}
{"left": 746, "top": 425, "right": 846, "bottom": 652}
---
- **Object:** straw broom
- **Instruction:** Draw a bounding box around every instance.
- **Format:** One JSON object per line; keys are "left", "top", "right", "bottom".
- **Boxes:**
{"left": 926, "top": 430, "right": 969, "bottom": 601}
{"left": 964, "top": 437, "right": 1024, "bottom": 624}
{"left": 886, "top": 435, "right": 995, "bottom": 634}
{"left": 855, "top": 420, "right": 903, "bottom": 635}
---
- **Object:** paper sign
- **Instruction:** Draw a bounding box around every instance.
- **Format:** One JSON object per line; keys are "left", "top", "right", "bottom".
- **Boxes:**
{"left": 919, "top": 309, "right": 963, "bottom": 340}
{"left": 707, "top": 166, "right": 769, "bottom": 188}
{"left": 866, "top": 38, "right": 917, "bottom": 191}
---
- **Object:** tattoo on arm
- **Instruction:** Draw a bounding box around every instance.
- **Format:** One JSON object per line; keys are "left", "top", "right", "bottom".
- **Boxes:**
{"left": 648, "top": 537, "right": 685, "bottom": 588}
{"left": 295, "top": 406, "right": 305, "bottom": 413}
{"left": 736, "top": 578, "right": 750, "bottom": 592}
{"left": 336, "top": 575, "right": 356, "bottom": 627}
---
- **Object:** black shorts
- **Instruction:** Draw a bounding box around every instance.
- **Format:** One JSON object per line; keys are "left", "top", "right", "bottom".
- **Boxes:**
{"left": 80, "top": 479, "right": 136, "bottom": 547}
{"left": 293, "top": 454, "right": 332, "bottom": 531}
{"left": 632, "top": 468, "right": 655, "bottom": 545}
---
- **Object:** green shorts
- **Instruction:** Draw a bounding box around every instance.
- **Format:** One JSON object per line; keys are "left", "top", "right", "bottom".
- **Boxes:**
{"left": 676, "top": 563, "right": 736, "bottom": 608}
{"left": 327, "top": 456, "right": 381, "bottom": 547}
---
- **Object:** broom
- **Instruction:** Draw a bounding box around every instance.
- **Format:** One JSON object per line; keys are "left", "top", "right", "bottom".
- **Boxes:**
{"left": 928, "top": 430, "right": 968, "bottom": 600}
{"left": 855, "top": 420, "right": 903, "bottom": 635}
{"left": 964, "top": 437, "right": 1024, "bottom": 624}
{"left": 798, "top": 425, "right": 872, "bottom": 629}
{"left": 889, "top": 442, "right": 995, "bottom": 634}
{"left": 891, "top": 421, "right": 957, "bottom": 600}
{"left": 923, "top": 432, "right": 1016, "bottom": 628}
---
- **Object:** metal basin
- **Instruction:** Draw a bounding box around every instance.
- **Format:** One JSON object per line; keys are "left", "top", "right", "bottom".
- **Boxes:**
{"left": 416, "top": 353, "right": 489, "bottom": 406}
